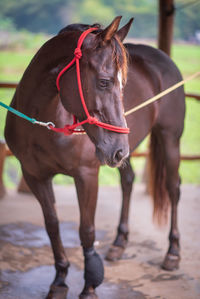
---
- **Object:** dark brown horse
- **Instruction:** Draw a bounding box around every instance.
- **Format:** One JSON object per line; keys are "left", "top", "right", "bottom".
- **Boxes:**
{"left": 5, "top": 16, "right": 185, "bottom": 299}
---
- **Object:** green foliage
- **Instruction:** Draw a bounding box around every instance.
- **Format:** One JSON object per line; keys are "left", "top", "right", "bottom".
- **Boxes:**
{"left": 175, "top": 0, "right": 200, "bottom": 39}
{"left": 0, "top": 0, "right": 199, "bottom": 39}
{"left": 0, "top": 0, "right": 67, "bottom": 34}
{"left": 0, "top": 16, "right": 16, "bottom": 32}
{"left": 75, "top": 0, "right": 115, "bottom": 24}
{"left": 0, "top": 29, "right": 48, "bottom": 51}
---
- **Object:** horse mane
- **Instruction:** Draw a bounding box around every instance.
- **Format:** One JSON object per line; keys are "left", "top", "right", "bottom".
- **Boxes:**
{"left": 58, "top": 23, "right": 128, "bottom": 86}
{"left": 58, "top": 23, "right": 102, "bottom": 35}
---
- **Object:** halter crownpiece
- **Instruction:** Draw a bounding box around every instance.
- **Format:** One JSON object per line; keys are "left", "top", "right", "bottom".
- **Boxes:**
{"left": 50, "top": 27, "right": 130, "bottom": 136}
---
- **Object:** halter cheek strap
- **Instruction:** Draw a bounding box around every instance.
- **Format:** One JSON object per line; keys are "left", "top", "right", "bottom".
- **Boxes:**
{"left": 50, "top": 27, "right": 130, "bottom": 136}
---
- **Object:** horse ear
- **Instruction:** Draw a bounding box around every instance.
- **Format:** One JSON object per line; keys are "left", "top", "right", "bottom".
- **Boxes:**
{"left": 116, "top": 18, "right": 134, "bottom": 41}
{"left": 99, "top": 16, "right": 122, "bottom": 43}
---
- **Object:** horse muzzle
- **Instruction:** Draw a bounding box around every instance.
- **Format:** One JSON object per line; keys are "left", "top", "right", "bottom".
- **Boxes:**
{"left": 96, "top": 142, "right": 129, "bottom": 168}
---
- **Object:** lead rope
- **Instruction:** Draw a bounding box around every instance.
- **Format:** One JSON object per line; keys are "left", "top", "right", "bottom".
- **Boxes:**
{"left": 124, "top": 70, "right": 200, "bottom": 116}
{"left": 0, "top": 101, "right": 55, "bottom": 129}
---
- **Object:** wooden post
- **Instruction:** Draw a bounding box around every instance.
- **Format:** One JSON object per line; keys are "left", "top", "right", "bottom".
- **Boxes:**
{"left": 158, "top": 0, "right": 175, "bottom": 56}
{"left": 0, "top": 140, "right": 7, "bottom": 198}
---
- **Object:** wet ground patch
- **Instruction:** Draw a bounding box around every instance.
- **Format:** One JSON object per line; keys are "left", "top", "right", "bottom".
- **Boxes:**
{"left": 0, "top": 264, "right": 146, "bottom": 299}
{"left": 0, "top": 221, "right": 146, "bottom": 298}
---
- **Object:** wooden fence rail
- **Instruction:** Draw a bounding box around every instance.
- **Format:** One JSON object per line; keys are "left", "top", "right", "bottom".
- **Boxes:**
{"left": 131, "top": 152, "right": 200, "bottom": 160}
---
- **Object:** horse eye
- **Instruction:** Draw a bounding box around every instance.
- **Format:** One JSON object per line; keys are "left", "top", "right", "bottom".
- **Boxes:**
{"left": 99, "top": 79, "right": 110, "bottom": 88}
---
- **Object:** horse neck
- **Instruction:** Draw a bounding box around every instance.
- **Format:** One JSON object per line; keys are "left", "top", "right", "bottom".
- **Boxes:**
{"left": 16, "top": 33, "right": 77, "bottom": 120}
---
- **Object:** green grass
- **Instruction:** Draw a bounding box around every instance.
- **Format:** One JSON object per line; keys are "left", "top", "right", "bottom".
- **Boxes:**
{"left": 0, "top": 51, "right": 35, "bottom": 81}
{"left": 171, "top": 44, "right": 200, "bottom": 183}
{"left": 0, "top": 41, "right": 200, "bottom": 187}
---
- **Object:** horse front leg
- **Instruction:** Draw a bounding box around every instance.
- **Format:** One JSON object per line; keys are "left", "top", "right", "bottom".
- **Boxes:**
{"left": 22, "top": 169, "right": 69, "bottom": 298}
{"left": 106, "top": 157, "right": 135, "bottom": 261}
{"left": 74, "top": 167, "right": 103, "bottom": 299}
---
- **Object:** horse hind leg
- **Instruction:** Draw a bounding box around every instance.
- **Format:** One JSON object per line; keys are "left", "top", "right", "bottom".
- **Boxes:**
{"left": 161, "top": 131, "right": 181, "bottom": 271}
{"left": 22, "top": 169, "right": 69, "bottom": 297}
{"left": 106, "top": 157, "right": 135, "bottom": 261}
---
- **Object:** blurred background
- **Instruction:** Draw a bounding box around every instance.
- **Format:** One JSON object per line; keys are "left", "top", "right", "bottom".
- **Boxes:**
{"left": 0, "top": 0, "right": 200, "bottom": 189}
{"left": 0, "top": 0, "right": 200, "bottom": 40}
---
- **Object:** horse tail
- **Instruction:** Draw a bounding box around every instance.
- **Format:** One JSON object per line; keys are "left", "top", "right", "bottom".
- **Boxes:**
{"left": 148, "top": 128, "right": 169, "bottom": 225}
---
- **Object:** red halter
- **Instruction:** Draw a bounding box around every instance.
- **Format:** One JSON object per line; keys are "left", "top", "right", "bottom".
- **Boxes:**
{"left": 50, "top": 27, "right": 130, "bottom": 136}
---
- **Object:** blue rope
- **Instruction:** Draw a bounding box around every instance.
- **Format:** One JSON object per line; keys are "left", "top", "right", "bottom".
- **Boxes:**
{"left": 0, "top": 101, "right": 36, "bottom": 123}
{"left": 0, "top": 101, "right": 55, "bottom": 129}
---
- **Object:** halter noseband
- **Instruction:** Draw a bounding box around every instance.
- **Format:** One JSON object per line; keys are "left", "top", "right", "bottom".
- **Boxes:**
{"left": 50, "top": 27, "right": 130, "bottom": 135}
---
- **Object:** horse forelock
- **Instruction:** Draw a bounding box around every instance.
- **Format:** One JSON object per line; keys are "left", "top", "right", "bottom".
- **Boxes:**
{"left": 111, "top": 36, "right": 128, "bottom": 87}
{"left": 92, "top": 33, "right": 128, "bottom": 87}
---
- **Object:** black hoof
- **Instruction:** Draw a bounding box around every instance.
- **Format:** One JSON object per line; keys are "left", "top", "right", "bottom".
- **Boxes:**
{"left": 105, "top": 245, "right": 125, "bottom": 261}
{"left": 162, "top": 254, "right": 180, "bottom": 271}
{"left": 46, "top": 284, "right": 69, "bottom": 299}
{"left": 79, "top": 289, "right": 98, "bottom": 299}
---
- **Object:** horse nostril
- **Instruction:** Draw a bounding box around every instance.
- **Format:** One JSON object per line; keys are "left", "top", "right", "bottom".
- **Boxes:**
{"left": 114, "top": 149, "right": 124, "bottom": 162}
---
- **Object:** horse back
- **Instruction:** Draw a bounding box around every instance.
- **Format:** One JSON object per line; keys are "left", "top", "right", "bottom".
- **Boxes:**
{"left": 124, "top": 43, "right": 185, "bottom": 151}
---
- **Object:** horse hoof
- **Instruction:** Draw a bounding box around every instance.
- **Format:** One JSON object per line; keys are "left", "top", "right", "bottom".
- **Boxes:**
{"left": 79, "top": 290, "right": 98, "bottom": 299}
{"left": 162, "top": 254, "right": 180, "bottom": 271}
{"left": 46, "top": 284, "right": 69, "bottom": 299}
{"left": 105, "top": 245, "right": 125, "bottom": 261}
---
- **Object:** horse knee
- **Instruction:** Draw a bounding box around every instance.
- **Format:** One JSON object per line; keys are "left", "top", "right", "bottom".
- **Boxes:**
{"left": 45, "top": 215, "right": 59, "bottom": 233}
{"left": 120, "top": 165, "right": 135, "bottom": 192}
{"left": 83, "top": 247, "right": 104, "bottom": 288}
{"left": 126, "top": 168, "right": 135, "bottom": 184}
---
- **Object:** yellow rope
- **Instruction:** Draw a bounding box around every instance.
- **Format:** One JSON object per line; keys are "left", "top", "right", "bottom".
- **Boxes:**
{"left": 124, "top": 71, "right": 200, "bottom": 117}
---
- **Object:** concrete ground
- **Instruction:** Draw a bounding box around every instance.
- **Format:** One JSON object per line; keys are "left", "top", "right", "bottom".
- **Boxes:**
{"left": 0, "top": 183, "right": 199, "bottom": 299}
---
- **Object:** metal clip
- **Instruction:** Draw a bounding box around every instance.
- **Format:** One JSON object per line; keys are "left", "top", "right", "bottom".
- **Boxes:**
{"left": 34, "top": 120, "right": 55, "bottom": 130}
{"left": 46, "top": 122, "right": 55, "bottom": 129}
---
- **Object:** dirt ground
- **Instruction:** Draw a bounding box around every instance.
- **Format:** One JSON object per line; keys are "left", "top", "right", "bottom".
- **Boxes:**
{"left": 0, "top": 183, "right": 199, "bottom": 299}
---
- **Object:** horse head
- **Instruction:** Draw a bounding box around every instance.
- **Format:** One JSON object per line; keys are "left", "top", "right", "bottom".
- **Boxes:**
{"left": 58, "top": 17, "right": 133, "bottom": 167}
